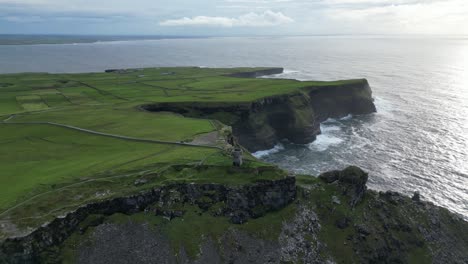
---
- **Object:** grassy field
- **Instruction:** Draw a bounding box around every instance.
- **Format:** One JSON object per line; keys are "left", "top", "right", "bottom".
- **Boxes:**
{"left": 0, "top": 67, "right": 360, "bottom": 237}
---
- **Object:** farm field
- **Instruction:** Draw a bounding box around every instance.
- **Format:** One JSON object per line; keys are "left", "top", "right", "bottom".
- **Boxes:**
{"left": 0, "top": 67, "right": 360, "bottom": 237}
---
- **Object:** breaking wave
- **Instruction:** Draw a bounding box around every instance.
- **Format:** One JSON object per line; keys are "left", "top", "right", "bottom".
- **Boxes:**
{"left": 252, "top": 143, "right": 285, "bottom": 158}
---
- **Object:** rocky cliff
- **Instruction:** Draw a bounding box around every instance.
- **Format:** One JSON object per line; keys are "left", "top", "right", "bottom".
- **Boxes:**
{"left": 0, "top": 176, "right": 296, "bottom": 263}
{"left": 142, "top": 79, "right": 376, "bottom": 151}
{"left": 7, "top": 167, "right": 465, "bottom": 264}
{"left": 71, "top": 168, "right": 468, "bottom": 264}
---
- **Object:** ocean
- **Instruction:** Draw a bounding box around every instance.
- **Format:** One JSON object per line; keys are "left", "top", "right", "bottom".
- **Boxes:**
{"left": 1, "top": 36, "right": 467, "bottom": 219}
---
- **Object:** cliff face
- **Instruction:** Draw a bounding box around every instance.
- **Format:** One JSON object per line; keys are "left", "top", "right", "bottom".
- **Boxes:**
{"left": 0, "top": 176, "right": 296, "bottom": 263}
{"left": 22, "top": 167, "right": 468, "bottom": 264}
{"left": 235, "top": 80, "right": 376, "bottom": 151}
{"left": 142, "top": 79, "right": 376, "bottom": 151}
{"left": 2, "top": 166, "right": 467, "bottom": 263}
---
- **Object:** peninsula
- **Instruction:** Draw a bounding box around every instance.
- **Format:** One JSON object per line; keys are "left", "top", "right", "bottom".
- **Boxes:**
{"left": 0, "top": 67, "right": 466, "bottom": 263}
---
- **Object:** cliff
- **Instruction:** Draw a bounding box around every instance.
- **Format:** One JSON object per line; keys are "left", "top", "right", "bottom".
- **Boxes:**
{"left": 65, "top": 168, "right": 468, "bottom": 264}
{"left": 0, "top": 176, "right": 296, "bottom": 263}
{"left": 142, "top": 79, "right": 376, "bottom": 151}
{"left": 3, "top": 167, "right": 465, "bottom": 263}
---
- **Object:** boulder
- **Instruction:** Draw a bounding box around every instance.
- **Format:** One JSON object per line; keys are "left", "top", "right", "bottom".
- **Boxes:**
{"left": 319, "top": 166, "right": 368, "bottom": 207}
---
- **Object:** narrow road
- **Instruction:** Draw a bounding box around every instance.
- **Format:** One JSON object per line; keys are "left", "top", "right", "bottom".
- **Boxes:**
{"left": 3, "top": 115, "right": 15, "bottom": 122}
{"left": 1, "top": 121, "right": 222, "bottom": 150}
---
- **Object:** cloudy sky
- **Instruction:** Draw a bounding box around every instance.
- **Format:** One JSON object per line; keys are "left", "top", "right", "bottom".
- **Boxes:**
{"left": 0, "top": 0, "right": 467, "bottom": 35}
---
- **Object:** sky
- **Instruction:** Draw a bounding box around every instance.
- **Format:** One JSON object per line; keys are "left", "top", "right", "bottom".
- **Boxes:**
{"left": 0, "top": 0, "right": 467, "bottom": 35}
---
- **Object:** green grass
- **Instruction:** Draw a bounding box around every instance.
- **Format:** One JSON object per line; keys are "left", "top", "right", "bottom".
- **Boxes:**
{"left": 0, "top": 124, "right": 219, "bottom": 210}
{"left": 9, "top": 105, "right": 216, "bottom": 142}
{"left": 0, "top": 67, "right": 362, "bottom": 238}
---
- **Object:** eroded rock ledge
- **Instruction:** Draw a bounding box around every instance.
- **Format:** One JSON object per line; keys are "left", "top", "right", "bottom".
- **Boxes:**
{"left": 142, "top": 79, "right": 376, "bottom": 152}
{"left": 0, "top": 176, "right": 295, "bottom": 263}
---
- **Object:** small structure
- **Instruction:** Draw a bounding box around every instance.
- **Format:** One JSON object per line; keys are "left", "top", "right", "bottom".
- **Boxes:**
{"left": 232, "top": 148, "right": 243, "bottom": 167}
{"left": 412, "top": 191, "right": 421, "bottom": 202}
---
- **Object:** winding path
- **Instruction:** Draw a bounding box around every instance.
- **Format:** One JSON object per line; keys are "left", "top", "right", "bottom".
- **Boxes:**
{"left": 0, "top": 121, "right": 222, "bottom": 150}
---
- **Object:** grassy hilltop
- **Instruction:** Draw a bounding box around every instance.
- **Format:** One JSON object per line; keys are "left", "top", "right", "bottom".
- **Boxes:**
{"left": 0, "top": 67, "right": 364, "bottom": 237}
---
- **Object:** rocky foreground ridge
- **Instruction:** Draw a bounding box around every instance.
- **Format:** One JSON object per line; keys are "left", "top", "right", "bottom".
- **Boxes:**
{"left": 1, "top": 167, "right": 467, "bottom": 263}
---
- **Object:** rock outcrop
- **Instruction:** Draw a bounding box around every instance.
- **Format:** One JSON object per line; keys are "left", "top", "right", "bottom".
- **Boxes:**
{"left": 0, "top": 177, "right": 296, "bottom": 263}
{"left": 2, "top": 167, "right": 467, "bottom": 263}
{"left": 319, "top": 166, "right": 368, "bottom": 207}
{"left": 53, "top": 167, "right": 468, "bottom": 264}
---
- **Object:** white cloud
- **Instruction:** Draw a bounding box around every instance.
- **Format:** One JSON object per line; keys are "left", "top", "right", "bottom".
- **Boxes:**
{"left": 325, "top": 0, "right": 468, "bottom": 34}
{"left": 160, "top": 10, "right": 294, "bottom": 27}
{"left": 1, "top": 0, "right": 467, "bottom": 35}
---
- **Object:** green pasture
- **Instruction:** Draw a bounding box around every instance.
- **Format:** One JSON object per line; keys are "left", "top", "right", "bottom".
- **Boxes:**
{"left": 0, "top": 67, "right": 360, "bottom": 235}
{"left": 0, "top": 124, "right": 219, "bottom": 210}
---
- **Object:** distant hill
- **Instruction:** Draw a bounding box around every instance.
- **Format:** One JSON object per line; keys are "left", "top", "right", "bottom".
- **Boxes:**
{"left": 0, "top": 35, "right": 204, "bottom": 45}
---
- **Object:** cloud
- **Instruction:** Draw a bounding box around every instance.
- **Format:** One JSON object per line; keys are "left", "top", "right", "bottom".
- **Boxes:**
{"left": 325, "top": 0, "right": 468, "bottom": 34}
{"left": 0, "top": 0, "right": 466, "bottom": 35}
{"left": 160, "top": 10, "right": 294, "bottom": 27}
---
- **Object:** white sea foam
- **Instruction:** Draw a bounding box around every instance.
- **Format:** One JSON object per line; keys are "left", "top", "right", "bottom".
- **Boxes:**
{"left": 261, "top": 69, "right": 300, "bottom": 79}
{"left": 340, "top": 114, "right": 353, "bottom": 121}
{"left": 252, "top": 143, "right": 285, "bottom": 158}
{"left": 322, "top": 117, "right": 338, "bottom": 124}
{"left": 282, "top": 69, "right": 300, "bottom": 74}
{"left": 308, "top": 124, "right": 344, "bottom": 151}
{"left": 308, "top": 134, "right": 344, "bottom": 151}
{"left": 321, "top": 124, "right": 341, "bottom": 132}
{"left": 373, "top": 96, "right": 393, "bottom": 116}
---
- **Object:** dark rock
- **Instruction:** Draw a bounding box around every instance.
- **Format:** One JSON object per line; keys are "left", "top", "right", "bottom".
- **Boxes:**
{"left": 230, "top": 210, "right": 251, "bottom": 224}
{"left": 318, "top": 170, "right": 340, "bottom": 183}
{"left": 412, "top": 191, "right": 421, "bottom": 202}
{"left": 78, "top": 215, "right": 105, "bottom": 234}
{"left": 154, "top": 208, "right": 185, "bottom": 220}
{"left": 0, "top": 176, "right": 296, "bottom": 262}
{"left": 319, "top": 166, "right": 368, "bottom": 207}
{"left": 383, "top": 191, "right": 404, "bottom": 205}
{"left": 355, "top": 224, "right": 371, "bottom": 236}
{"left": 336, "top": 217, "right": 351, "bottom": 229}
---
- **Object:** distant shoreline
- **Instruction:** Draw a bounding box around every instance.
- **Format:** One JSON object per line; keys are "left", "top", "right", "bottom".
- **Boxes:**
{"left": 2, "top": 34, "right": 467, "bottom": 45}
{"left": 0, "top": 35, "right": 206, "bottom": 45}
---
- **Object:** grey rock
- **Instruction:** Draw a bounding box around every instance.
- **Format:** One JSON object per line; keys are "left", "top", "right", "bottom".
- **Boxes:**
{"left": 0, "top": 176, "right": 296, "bottom": 262}
{"left": 332, "top": 196, "right": 341, "bottom": 205}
